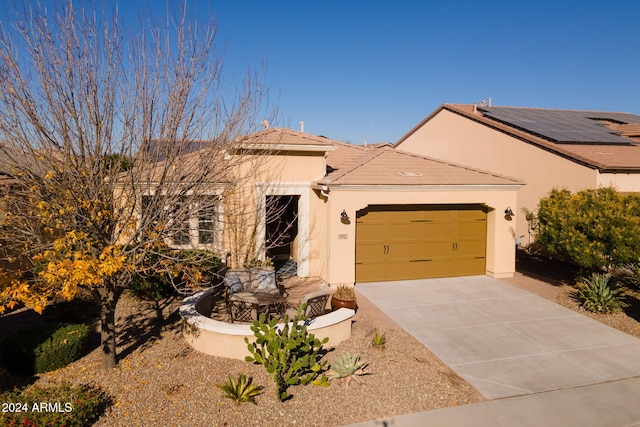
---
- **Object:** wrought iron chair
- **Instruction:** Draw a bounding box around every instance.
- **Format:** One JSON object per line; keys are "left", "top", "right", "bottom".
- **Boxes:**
{"left": 285, "top": 289, "right": 331, "bottom": 319}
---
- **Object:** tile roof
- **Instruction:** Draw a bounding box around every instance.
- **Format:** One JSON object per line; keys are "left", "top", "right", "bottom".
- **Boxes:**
{"left": 397, "top": 104, "right": 640, "bottom": 171}
{"left": 324, "top": 142, "right": 523, "bottom": 186}
{"left": 136, "top": 128, "right": 523, "bottom": 187}
{"left": 239, "top": 128, "right": 336, "bottom": 148}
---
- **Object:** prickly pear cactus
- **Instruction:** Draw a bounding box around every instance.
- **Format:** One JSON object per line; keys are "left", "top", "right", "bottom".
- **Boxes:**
{"left": 245, "top": 303, "right": 329, "bottom": 401}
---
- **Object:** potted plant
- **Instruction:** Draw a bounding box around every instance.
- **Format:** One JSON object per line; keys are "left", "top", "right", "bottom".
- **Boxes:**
{"left": 330, "top": 284, "right": 356, "bottom": 311}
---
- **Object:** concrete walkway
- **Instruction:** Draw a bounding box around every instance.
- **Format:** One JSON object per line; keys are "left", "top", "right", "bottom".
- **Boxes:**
{"left": 348, "top": 275, "right": 640, "bottom": 426}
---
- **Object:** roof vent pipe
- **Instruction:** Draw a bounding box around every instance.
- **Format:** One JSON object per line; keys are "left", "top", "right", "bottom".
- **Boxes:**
{"left": 488, "top": 97, "right": 492, "bottom": 107}
{"left": 299, "top": 121, "right": 305, "bottom": 132}
{"left": 473, "top": 102, "right": 477, "bottom": 113}
{"left": 261, "top": 120, "right": 269, "bottom": 129}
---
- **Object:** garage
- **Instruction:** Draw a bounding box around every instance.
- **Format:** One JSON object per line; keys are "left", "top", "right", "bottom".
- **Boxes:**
{"left": 355, "top": 205, "right": 487, "bottom": 282}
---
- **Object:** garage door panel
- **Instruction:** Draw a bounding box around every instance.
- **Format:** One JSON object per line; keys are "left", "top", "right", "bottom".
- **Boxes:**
{"left": 454, "top": 257, "right": 486, "bottom": 276}
{"left": 422, "top": 240, "right": 454, "bottom": 258}
{"left": 455, "top": 239, "right": 486, "bottom": 257}
{"left": 389, "top": 241, "right": 422, "bottom": 259}
{"left": 423, "top": 222, "right": 453, "bottom": 239}
{"left": 389, "top": 222, "right": 422, "bottom": 241}
{"left": 356, "top": 223, "right": 386, "bottom": 243}
{"left": 456, "top": 209, "right": 486, "bottom": 219}
{"left": 391, "top": 210, "right": 424, "bottom": 222}
{"left": 456, "top": 221, "right": 486, "bottom": 238}
{"left": 424, "top": 259, "right": 454, "bottom": 278}
{"left": 357, "top": 210, "right": 388, "bottom": 222}
{"left": 424, "top": 210, "right": 455, "bottom": 221}
{"left": 387, "top": 260, "right": 422, "bottom": 280}
{"left": 355, "top": 262, "right": 386, "bottom": 283}
{"left": 356, "top": 244, "right": 385, "bottom": 262}
{"left": 355, "top": 205, "right": 487, "bottom": 282}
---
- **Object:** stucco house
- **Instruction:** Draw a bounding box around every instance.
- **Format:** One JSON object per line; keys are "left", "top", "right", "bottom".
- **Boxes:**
{"left": 395, "top": 104, "right": 640, "bottom": 245}
{"left": 155, "top": 127, "right": 523, "bottom": 285}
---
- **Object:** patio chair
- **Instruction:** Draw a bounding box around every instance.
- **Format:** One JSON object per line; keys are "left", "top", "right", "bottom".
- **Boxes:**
{"left": 285, "top": 289, "right": 331, "bottom": 319}
{"left": 228, "top": 297, "right": 270, "bottom": 323}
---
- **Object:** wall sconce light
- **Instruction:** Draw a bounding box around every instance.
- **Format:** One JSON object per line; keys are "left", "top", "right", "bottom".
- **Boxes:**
{"left": 504, "top": 207, "right": 514, "bottom": 218}
{"left": 340, "top": 209, "right": 350, "bottom": 221}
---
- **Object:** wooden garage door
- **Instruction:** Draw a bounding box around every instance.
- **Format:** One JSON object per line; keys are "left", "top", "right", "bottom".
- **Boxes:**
{"left": 355, "top": 205, "right": 487, "bottom": 283}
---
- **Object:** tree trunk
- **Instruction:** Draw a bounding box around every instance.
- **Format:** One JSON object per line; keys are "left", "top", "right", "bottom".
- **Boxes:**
{"left": 97, "top": 286, "right": 124, "bottom": 369}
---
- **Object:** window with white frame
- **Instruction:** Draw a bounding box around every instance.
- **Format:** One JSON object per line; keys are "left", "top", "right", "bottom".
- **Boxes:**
{"left": 140, "top": 194, "right": 220, "bottom": 248}
{"left": 195, "top": 195, "right": 217, "bottom": 246}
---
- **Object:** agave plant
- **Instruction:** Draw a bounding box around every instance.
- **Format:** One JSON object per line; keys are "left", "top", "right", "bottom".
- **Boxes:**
{"left": 215, "top": 374, "right": 263, "bottom": 404}
{"left": 327, "top": 352, "right": 369, "bottom": 386}
{"left": 576, "top": 273, "right": 627, "bottom": 314}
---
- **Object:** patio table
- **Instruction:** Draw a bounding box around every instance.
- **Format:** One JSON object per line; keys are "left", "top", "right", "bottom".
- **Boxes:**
{"left": 228, "top": 289, "right": 287, "bottom": 322}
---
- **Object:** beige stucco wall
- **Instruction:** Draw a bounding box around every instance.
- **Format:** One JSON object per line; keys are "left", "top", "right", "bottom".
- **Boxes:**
{"left": 597, "top": 171, "right": 640, "bottom": 191}
{"left": 238, "top": 150, "right": 327, "bottom": 183}
{"left": 180, "top": 288, "right": 355, "bottom": 360}
{"left": 397, "top": 109, "right": 599, "bottom": 242}
{"left": 320, "top": 186, "right": 520, "bottom": 285}
{"left": 225, "top": 150, "right": 328, "bottom": 271}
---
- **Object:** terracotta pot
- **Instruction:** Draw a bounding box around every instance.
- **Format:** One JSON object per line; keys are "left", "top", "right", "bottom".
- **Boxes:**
{"left": 331, "top": 296, "right": 356, "bottom": 311}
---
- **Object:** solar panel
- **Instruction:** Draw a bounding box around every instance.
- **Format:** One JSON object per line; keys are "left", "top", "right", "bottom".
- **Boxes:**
{"left": 479, "top": 107, "right": 640, "bottom": 145}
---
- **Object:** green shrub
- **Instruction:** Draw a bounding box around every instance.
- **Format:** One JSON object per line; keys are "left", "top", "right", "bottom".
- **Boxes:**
{"left": 0, "top": 323, "right": 92, "bottom": 375}
{"left": 216, "top": 373, "right": 263, "bottom": 404}
{"left": 537, "top": 187, "right": 640, "bottom": 270}
{"left": 130, "top": 248, "right": 223, "bottom": 300}
{"left": 0, "top": 382, "right": 110, "bottom": 427}
{"left": 576, "top": 273, "right": 627, "bottom": 313}
{"left": 245, "top": 304, "right": 329, "bottom": 402}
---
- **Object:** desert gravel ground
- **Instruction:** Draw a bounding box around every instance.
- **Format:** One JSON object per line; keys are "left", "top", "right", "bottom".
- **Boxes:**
{"left": 5, "top": 254, "right": 640, "bottom": 426}
{"left": 29, "top": 292, "right": 483, "bottom": 427}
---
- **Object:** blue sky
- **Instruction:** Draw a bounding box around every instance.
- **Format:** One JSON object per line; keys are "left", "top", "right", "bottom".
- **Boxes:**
{"left": 211, "top": 0, "right": 640, "bottom": 144}
{"left": 8, "top": 1, "right": 640, "bottom": 145}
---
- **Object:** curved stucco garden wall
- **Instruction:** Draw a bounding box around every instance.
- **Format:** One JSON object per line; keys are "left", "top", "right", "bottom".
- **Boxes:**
{"left": 179, "top": 288, "right": 355, "bottom": 360}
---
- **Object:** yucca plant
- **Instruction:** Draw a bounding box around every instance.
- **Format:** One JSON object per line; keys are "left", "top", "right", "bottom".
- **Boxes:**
{"left": 371, "top": 328, "right": 386, "bottom": 350}
{"left": 327, "top": 352, "right": 369, "bottom": 386}
{"left": 216, "top": 374, "right": 263, "bottom": 404}
{"left": 576, "top": 273, "right": 627, "bottom": 313}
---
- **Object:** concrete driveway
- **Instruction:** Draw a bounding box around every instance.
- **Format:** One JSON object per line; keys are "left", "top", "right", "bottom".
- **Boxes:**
{"left": 356, "top": 275, "right": 640, "bottom": 399}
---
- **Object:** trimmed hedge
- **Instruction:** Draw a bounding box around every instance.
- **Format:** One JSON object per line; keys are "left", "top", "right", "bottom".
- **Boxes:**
{"left": 0, "top": 382, "right": 110, "bottom": 427}
{"left": 0, "top": 323, "right": 91, "bottom": 375}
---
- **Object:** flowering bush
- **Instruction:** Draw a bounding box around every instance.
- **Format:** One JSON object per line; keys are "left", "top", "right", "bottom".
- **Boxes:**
{"left": 0, "top": 382, "right": 110, "bottom": 427}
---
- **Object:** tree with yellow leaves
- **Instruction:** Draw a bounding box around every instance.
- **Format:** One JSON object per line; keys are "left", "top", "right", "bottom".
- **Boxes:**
{"left": 0, "top": 1, "right": 274, "bottom": 369}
